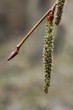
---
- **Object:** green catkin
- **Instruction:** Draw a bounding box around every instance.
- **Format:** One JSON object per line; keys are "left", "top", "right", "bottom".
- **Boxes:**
{"left": 43, "top": 21, "right": 54, "bottom": 93}
{"left": 55, "top": 0, "right": 65, "bottom": 25}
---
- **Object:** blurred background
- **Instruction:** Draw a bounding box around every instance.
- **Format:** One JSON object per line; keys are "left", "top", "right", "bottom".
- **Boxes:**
{"left": 0, "top": 0, "right": 73, "bottom": 110}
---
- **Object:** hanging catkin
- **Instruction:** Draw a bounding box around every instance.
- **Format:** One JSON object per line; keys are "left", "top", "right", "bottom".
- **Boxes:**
{"left": 55, "top": 0, "right": 66, "bottom": 25}
{"left": 43, "top": 20, "right": 54, "bottom": 93}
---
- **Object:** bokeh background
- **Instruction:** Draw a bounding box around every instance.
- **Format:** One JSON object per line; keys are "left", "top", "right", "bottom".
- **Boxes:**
{"left": 0, "top": 0, "right": 73, "bottom": 110}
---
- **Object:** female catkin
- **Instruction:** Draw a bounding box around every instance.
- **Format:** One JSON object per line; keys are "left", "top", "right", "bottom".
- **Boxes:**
{"left": 43, "top": 21, "right": 54, "bottom": 93}
{"left": 55, "top": 0, "right": 66, "bottom": 25}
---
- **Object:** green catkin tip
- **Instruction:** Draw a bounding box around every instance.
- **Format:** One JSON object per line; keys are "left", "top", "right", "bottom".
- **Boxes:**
{"left": 55, "top": 0, "right": 66, "bottom": 25}
{"left": 43, "top": 21, "right": 54, "bottom": 93}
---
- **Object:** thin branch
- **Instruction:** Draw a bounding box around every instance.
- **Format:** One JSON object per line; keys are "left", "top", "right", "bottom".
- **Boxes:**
{"left": 7, "top": 3, "right": 56, "bottom": 61}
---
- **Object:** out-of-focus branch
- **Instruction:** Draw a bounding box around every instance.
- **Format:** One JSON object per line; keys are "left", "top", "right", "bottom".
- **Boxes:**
{"left": 7, "top": 3, "right": 56, "bottom": 61}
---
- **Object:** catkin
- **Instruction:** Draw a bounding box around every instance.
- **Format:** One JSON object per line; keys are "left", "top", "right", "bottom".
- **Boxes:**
{"left": 43, "top": 21, "right": 54, "bottom": 93}
{"left": 55, "top": 0, "right": 66, "bottom": 25}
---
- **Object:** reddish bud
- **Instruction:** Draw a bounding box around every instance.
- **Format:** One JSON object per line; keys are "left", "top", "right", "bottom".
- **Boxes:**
{"left": 7, "top": 49, "right": 18, "bottom": 61}
{"left": 47, "top": 11, "right": 54, "bottom": 23}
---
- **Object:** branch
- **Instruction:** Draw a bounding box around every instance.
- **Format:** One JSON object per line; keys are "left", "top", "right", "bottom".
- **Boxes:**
{"left": 7, "top": 3, "right": 56, "bottom": 61}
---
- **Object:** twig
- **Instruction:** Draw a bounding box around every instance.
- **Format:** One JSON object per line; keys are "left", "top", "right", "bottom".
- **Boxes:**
{"left": 7, "top": 3, "right": 56, "bottom": 61}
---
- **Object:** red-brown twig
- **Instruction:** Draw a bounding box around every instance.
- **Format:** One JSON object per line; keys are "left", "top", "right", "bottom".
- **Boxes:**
{"left": 7, "top": 3, "right": 56, "bottom": 61}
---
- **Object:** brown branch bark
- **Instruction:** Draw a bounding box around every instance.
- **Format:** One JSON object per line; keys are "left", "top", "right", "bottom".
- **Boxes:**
{"left": 7, "top": 3, "right": 56, "bottom": 61}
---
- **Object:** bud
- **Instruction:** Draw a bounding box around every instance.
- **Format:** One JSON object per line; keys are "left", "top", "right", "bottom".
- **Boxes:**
{"left": 7, "top": 49, "right": 18, "bottom": 61}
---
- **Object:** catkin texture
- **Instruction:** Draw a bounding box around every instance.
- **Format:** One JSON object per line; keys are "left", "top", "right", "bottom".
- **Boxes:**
{"left": 43, "top": 21, "right": 54, "bottom": 93}
{"left": 55, "top": 0, "right": 65, "bottom": 25}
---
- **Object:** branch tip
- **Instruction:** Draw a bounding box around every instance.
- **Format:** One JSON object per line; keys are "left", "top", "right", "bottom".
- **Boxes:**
{"left": 7, "top": 49, "right": 18, "bottom": 61}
